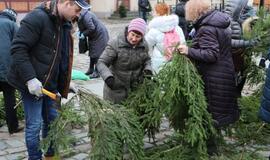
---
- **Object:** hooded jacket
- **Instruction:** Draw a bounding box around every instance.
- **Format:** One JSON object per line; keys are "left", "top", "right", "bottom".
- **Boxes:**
{"left": 0, "top": 13, "right": 18, "bottom": 82}
{"left": 145, "top": 14, "right": 186, "bottom": 73}
{"left": 188, "top": 10, "right": 239, "bottom": 127}
{"left": 97, "top": 30, "right": 152, "bottom": 104}
{"left": 78, "top": 10, "right": 109, "bottom": 58}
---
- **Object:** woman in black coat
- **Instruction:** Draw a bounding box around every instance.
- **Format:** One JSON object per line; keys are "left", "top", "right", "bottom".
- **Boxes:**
{"left": 178, "top": 0, "right": 239, "bottom": 155}
{"left": 178, "top": 0, "right": 239, "bottom": 128}
{"left": 177, "top": 0, "right": 239, "bottom": 155}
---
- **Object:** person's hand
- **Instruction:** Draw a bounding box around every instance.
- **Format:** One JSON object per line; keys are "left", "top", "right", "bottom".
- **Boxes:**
{"left": 143, "top": 70, "right": 153, "bottom": 79}
{"left": 177, "top": 44, "right": 188, "bottom": 55}
{"left": 26, "top": 78, "right": 43, "bottom": 97}
{"left": 250, "top": 37, "right": 260, "bottom": 46}
{"left": 105, "top": 76, "right": 114, "bottom": 89}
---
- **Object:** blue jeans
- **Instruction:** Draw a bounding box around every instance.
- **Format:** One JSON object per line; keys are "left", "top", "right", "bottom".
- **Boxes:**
{"left": 22, "top": 92, "right": 58, "bottom": 160}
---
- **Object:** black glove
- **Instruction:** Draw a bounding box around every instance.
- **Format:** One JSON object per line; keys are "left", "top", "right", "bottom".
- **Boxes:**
{"left": 143, "top": 70, "right": 153, "bottom": 80}
{"left": 250, "top": 37, "right": 260, "bottom": 46}
{"left": 105, "top": 76, "right": 114, "bottom": 89}
{"left": 259, "top": 58, "right": 266, "bottom": 68}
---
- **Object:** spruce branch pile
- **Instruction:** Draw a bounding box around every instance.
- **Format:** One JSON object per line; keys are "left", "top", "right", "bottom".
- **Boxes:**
{"left": 79, "top": 88, "right": 144, "bottom": 160}
{"left": 42, "top": 89, "right": 144, "bottom": 160}
{"left": 224, "top": 93, "right": 270, "bottom": 146}
{"left": 41, "top": 100, "right": 86, "bottom": 155}
{"left": 123, "top": 78, "right": 165, "bottom": 141}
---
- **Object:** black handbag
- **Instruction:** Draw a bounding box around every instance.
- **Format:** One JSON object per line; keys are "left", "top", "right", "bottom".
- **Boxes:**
{"left": 79, "top": 37, "right": 88, "bottom": 54}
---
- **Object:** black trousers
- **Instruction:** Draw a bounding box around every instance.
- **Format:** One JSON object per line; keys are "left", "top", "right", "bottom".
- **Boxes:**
{"left": 90, "top": 57, "right": 98, "bottom": 71}
{"left": 0, "top": 81, "right": 18, "bottom": 133}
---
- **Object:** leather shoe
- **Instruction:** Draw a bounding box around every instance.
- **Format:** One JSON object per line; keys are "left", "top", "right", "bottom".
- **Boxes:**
{"left": 9, "top": 126, "right": 24, "bottom": 134}
{"left": 89, "top": 71, "right": 100, "bottom": 79}
{"left": 85, "top": 68, "right": 94, "bottom": 75}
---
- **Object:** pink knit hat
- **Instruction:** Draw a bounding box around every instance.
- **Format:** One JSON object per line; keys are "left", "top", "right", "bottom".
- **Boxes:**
{"left": 128, "top": 18, "right": 147, "bottom": 35}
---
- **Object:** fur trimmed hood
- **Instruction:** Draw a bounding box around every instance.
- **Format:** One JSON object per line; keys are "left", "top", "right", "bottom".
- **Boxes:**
{"left": 148, "top": 14, "right": 179, "bottom": 33}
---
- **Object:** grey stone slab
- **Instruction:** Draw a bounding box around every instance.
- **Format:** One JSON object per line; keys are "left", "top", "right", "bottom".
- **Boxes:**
{"left": 75, "top": 132, "right": 88, "bottom": 139}
{"left": 0, "top": 126, "right": 8, "bottom": 132}
{"left": 75, "top": 143, "right": 91, "bottom": 152}
{"left": 144, "top": 142, "right": 154, "bottom": 149}
{"left": 5, "top": 139, "right": 24, "bottom": 148}
{"left": 5, "top": 153, "right": 25, "bottom": 160}
{"left": 6, "top": 146, "right": 27, "bottom": 154}
{"left": 0, "top": 156, "right": 7, "bottom": 160}
{"left": 0, "top": 151, "right": 8, "bottom": 156}
{"left": 72, "top": 153, "right": 89, "bottom": 160}
{"left": 0, "top": 141, "right": 7, "bottom": 150}
{"left": 82, "top": 137, "right": 90, "bottom": 143}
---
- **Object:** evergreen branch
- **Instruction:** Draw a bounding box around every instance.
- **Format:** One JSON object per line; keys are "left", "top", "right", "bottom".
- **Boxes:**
{"left": 78, "top": 88, "right": 144, "bottom": 160}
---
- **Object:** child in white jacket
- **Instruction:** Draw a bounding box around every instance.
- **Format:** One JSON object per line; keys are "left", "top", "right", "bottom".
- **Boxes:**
{"left": 145, "top": 3, "right": 186, "bottom": 73}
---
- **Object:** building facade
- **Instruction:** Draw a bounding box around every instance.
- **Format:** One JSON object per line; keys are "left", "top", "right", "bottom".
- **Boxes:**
{"left": 0, "top": 0, "right": 258, "bottom": 18}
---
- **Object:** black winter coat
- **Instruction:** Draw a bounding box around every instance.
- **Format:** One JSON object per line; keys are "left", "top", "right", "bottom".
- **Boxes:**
{"left": 138, "top": 0, "right": 151, "bottom": 12}
{"left": 78, "top": 10, "right": 109, "bottom": 58}
{"left": 188, "top": 10, "right": 239, "bottom": 127}
{"left": 7, "top": 3, "right": 73, "bottom": 98}
{"left": 174, "top": 1, "right": 188, "bottom": 38}
{"left": 0, "top": 15, "right": 18, "bottom": 82}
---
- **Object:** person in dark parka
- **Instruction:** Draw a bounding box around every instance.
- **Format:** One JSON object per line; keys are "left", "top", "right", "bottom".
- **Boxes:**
{"left": 177, "top": 0, "right": 239, "bottom": 155}
{"left": 0, "top": 8, "right": 23, "bottom": 134}
{"left": 77, "top": 9, "right": 109, "bottom": 78}
{"left": 174, "top": 0, "right": 188, "bottom": 39}
{"left": 138, "top": 0, "right": 151, "bottom": 22}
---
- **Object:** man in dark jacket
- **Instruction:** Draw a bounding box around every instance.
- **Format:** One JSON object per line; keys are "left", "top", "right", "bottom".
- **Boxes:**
{"left": 7, "top": 0, "right": 89, "bottom": 159}
{"left": 0, "top": 8, "right": 23, "bottom": 134}
{"left": 138, "top": 0, "right": 151, "bottom": 22}
{"left": 77, "top": 9, "right": 109, "bottom": 78}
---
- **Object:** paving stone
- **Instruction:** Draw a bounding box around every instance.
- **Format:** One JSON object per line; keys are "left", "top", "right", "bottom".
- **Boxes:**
{"left": 0, "top": 151, "right": 8, "bottom": 156}
{"left": 74, "top": 132, "right": 88, "bottom": 139}
{"left": 72, "top": 153, "right": 88, "bottom": 160}
{"left": 0, "top": 141, "right": 7, "bottom": 150}
{"left": 5, "top": 153, "right": 25, "bottom": 160}
{"left": 5, "top": 139, "right": 24, "bottom": 148}
{"left": 75, "top": 143, "right": 91, "bottom": 152}
{"left": 6, "top": 146, "right": 27, "bottom": 154}
{"left": 0, "top": 156, "right": 8, "bottom": 160}
{"left": 82, "top": 137, "right": 90, "bottom": 143}
{"left": 144, "top": 142, "right": 154, "bottom": 149}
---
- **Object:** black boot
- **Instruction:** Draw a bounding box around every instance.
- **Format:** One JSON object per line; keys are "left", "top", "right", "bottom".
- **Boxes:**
{"left": 85, "top": 68, "right": 93, "bottom": 75}
{"left": 207, "top": 135, "right": 219, "bottom": 156}
{"left": 89, "top": 63, "right": 100, "bottom": 79}
{"left": 85, "top": 58, "right": 94, "bottom": 75}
